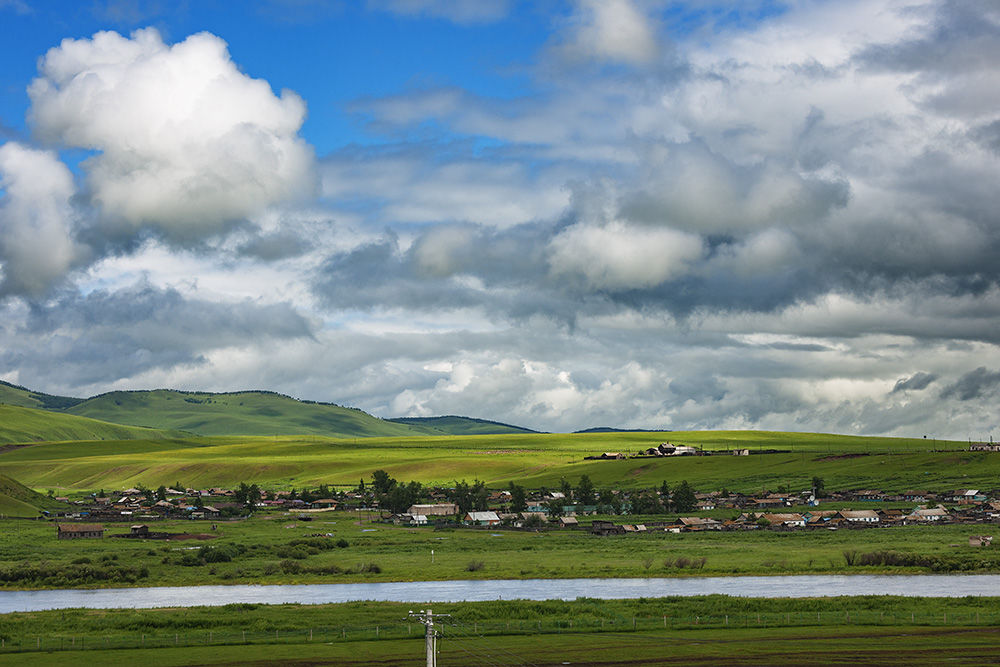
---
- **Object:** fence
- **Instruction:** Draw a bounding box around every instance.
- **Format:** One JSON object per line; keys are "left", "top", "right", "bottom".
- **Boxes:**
{"left": 2, "top": 609, "right": 1000, "bottom": 655}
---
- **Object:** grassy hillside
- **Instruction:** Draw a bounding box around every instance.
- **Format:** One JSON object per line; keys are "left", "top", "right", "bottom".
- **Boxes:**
{"left": 0, "top": 405, "right": 179, "bottom": 444}
{"left": 0, "top": 430, "right": 979, "bottom": 493}
{"left": 0, "top": 472, "right": 64, "bottom": 517}
{"left": 65, "top": 390, "right": 436, "bottom": 438}
{"left": 0, "top": 380, "right": 82, "bottom": 410}
{"left": 387, "top": 415, "right": 539, "bottom": 435}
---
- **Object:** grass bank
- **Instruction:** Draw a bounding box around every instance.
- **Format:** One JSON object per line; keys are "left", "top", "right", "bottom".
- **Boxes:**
{"left": 2, "top": 597, "right": 1000, "bottom": 665}
{"left": 3, "top": 514, "right": 1000, "bottom": 589}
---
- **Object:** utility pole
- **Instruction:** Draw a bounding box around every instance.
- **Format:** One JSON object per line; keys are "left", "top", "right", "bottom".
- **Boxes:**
{"left": 408, "top": 608, "right": 450, "bottom": 667}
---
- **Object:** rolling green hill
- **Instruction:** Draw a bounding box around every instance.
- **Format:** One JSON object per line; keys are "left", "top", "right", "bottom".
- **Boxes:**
{"left": 0, "top": 472, "right": 65, "bottom": 517}
{"left": 0, "top": 429, "right": 976, "bottom": 493}
{"left": 0, "top": 404, "right": 180, "bottom": 444}
{"left": 3, "top": 382, "right": 538, "bottom": 439}
{"left": 65, "top": 390, "right": 438, "bottom": 437}
{"left": 0, "top": 380, "right": 82, "bottom": 410}
{"left": 387, "top": 415, "right": 539, "bottom": 435}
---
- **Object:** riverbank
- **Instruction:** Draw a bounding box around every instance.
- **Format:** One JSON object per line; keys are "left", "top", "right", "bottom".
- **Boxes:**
{"left": 2, "top": 596, "right": 1000, "bottom": 665}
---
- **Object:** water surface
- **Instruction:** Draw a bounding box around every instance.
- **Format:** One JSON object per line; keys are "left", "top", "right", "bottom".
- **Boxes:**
{"left": 2, "top": 574, "right": 999, "bottom": 613}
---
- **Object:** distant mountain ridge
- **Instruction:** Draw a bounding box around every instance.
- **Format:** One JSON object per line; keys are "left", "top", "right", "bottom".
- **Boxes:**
{"left": 0, "top": 381, "right": 537, "bottom": 438}
{"left": 0, "top": 380, "right": 84, "bottom": 410}
{"left": 387, "top": 415, "right": 541, "bottom": 435}
{"left": 575, "top": 427, "right": 674, "bottom": 434}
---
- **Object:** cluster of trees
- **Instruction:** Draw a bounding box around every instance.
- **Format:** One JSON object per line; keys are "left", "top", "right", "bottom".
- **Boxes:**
{"left": 364, "top": 470, "right": 427, "bottom": 514}
{"left": 538, "top": 476, "right": 699, "bottom": 516}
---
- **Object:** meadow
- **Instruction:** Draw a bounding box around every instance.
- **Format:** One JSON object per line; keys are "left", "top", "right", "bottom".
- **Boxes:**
{"left": 2, "top": 597, "right": 1000, "bottom": 665}
{"left": 2, "top": 513, "right": 999, "bottom": 589}
{"left": 0, "top": 429, "right": 986, "bottom": 494}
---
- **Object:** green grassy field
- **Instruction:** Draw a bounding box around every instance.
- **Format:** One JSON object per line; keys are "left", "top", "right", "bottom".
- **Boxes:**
{"left": 0, "top": 474, "right": 70, "bottom": 518}
{"left": 0, "top": 405, "right": 181, "bottom": 445}
{"left": 0, "top": 429, "right": 980, "bottom": 493}
{"left": 2, "top": 514, "right": 998, "bottom": 589}
{"left": 2, "top": 598, "right": 1000, "bottom": 665}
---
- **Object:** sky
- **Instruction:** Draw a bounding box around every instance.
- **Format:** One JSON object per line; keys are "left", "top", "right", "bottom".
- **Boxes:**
{"left": 1, "top": 0, "right": 999, "bottom": 439}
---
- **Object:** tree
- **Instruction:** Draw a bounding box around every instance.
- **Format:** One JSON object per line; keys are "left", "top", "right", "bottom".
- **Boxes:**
{"left": 472, "top": 480, "right": 490, "bottom": 511}
{"left": 575, "top": 475, "right": 595, "bottom": 505}
{"left": 812, "top": 476, "right": 826, "bottom": 498}
{"left": 658, "top": 481, "right": 671, "bottom": 512}
{"left": 371, "top": 469, "right": 396, "bottom": 495}
{"left": 450, "top": 480, "right": 488, "bottom": 513}
{"left": 156, "top": 485, "right": 167, "bottom": 501}
{"left": 508, "top": 482, "right": 527, "bottom": 513}
{"left": 559, "top": 477, "right": 573, "bottom": 504}
{"left": 630, "top": 490, "right": 662, "bottom": 515}
{"left": 597, "top": 489, "right": 616, "bottom": 514}
{"left": 385, "top": 485, "right": 411, "bottom": 514}
{"left": 672, "top": 480, "right": 697, "bottom": 513}
{"left": 544, "top": 497, "right": 564, "bottom": 518}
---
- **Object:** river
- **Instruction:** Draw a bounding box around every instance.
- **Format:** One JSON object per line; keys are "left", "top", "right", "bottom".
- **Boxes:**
{"left": 1, "top": 574, "right": 999, "bottom": 613}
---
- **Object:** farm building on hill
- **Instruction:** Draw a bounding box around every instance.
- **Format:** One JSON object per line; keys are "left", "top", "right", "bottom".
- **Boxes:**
{"left": 56, "top": 524, "right": 104, "bottom": 539}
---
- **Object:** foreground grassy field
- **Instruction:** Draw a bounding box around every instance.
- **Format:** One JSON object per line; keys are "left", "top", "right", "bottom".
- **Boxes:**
{"left": 0, "top": 430, "right": 983, "bottom": 493}
{"left": 2, "top": 598, "right": 1000, "bottom": 665}
{"left": 3, "top": 513, "right": 999, "bottom": 589}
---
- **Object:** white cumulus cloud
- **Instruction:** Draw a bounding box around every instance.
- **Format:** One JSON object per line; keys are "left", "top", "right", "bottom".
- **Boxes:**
{"left": 28, "top": 28, "right": 316, "bottom": 241}
{"left": 0, "top": 142, "right": 83, "bottom": 297}
{"left": 556, "top": 0, "right": 660, "bottom": 66}
{"left": 549, "top": 219, "right": 703, "bottom": 289}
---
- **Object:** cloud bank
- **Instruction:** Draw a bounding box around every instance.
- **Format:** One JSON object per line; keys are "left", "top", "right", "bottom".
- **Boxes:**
{"left": 2, "top": 2, "right": 1000, "bottom": 440}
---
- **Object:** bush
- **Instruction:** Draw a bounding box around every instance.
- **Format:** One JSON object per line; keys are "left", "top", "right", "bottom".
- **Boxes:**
{"left": 289, "top": 538, "right": 335, "bottom": 551}
{"left": 71, "top": 557, "right": 91, "bottom": 565}
{"left": 178, "top": 553, "right": 201, "bottom": 567}
{"left": 466, "top": 560, "right": 485, "bottom": 572}
{"left": 336, "top": 538, "right": 349, "bottom": 548}
{"left": 280, "top": 559, "right": 302, "bottom": 574}
{"left": 356, "top": 562, "right": 382, "bottom": 574}
{"left": 200, "top": 544, "right": 239, "bottom": 563}
{"left": 275, "top": 545, "right": 310, "bottom": 560}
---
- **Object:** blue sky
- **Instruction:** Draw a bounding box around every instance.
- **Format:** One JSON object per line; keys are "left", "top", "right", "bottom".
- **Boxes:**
{"left": 1, "top": 0, "right": 999, "bottom": 439}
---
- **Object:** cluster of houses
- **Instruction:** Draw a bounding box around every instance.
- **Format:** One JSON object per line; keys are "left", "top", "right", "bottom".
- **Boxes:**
{"left": 49, "top": 487, "right": 342, "bottom": 522}
{"left": 378, "top": 488, "right": 1000, "bottom": 536}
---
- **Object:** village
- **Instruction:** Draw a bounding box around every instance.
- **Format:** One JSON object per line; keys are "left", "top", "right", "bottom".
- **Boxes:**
{"left": 47, "top": 477, "right": 1000, "bottom": 548}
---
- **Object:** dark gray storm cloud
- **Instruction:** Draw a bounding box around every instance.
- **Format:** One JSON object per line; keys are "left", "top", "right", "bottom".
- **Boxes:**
{"left": 892, "top": 372, "right": 938, "bottom": 393}
{"left": 2, "top": 284, "right": 313, "bottom": 389}
{"left": 939, "top": 367, "right": 1000, "bottom": 401}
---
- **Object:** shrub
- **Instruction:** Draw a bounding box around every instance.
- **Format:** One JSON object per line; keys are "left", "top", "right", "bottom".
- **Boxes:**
{"left": 466, "top": 560, "right": 485, "bottom": 572}
{"left": 280, "top": 560, "right": 302, "bottom": 574}
{"left": 336, "top": 538, "right": 349, "bottom": 548}
{"left": 200, "top": 544, "right": 239, "bottom": 563}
